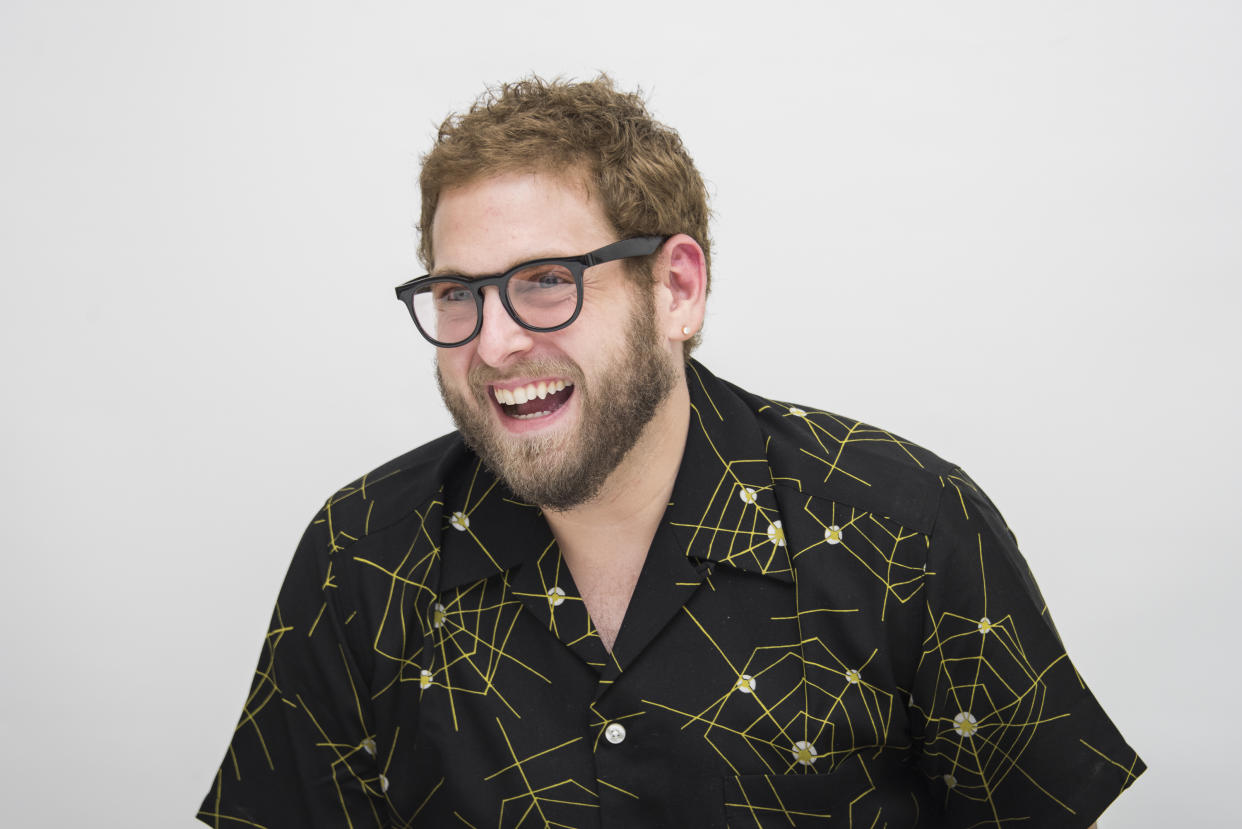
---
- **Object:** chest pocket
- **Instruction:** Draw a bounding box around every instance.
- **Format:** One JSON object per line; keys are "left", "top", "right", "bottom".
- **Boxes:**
{"left": 723, "top": 751, "right": 932, "bottom": 828}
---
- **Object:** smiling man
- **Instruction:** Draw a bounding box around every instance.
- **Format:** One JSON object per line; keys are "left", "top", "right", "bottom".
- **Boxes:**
{"left": 200, "top": 77, "right": 1143, "bottom": 828}
{"left": 430, "top": 174, "right": 685, "bottom": 523}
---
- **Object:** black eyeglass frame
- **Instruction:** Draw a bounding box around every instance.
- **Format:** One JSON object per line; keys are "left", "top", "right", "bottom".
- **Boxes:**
{"left": 394, "top": 235, "right": 668, "bottom": 347}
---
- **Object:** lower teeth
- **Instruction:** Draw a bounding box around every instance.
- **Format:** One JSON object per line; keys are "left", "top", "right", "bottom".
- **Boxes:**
{"left": 512, "top": 410, "right": 552, "bottom": 420}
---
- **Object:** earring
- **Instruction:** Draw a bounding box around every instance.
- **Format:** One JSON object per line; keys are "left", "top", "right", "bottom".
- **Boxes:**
{"left": 682, "top": 326, "right": 692, "bottom": 337}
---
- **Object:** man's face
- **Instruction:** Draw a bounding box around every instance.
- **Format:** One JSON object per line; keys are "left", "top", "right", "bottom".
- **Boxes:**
{"left": 431, "top": 171, "right": 677, "bottom": 510}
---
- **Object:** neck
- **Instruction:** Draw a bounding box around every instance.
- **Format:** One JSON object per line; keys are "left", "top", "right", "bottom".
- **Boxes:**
{"left": 543, "top": 374, "right": 691, "bottom": 558}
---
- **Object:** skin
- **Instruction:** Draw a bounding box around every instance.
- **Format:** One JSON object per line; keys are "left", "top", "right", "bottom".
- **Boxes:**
{"left": 431, "top": 171, "right": 707, "bottom": 650}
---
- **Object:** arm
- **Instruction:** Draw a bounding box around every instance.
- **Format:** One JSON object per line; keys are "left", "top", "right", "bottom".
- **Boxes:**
{"left": 198, "top": 506, "right": 388, "bottom": 826}
{"left": 910, "top": 470, "right": 1143, "bottom": 827}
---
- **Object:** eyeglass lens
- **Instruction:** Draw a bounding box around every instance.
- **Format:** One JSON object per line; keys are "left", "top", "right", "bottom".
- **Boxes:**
{"left": 411, "top": 262, "right": 579, "bottom": 344}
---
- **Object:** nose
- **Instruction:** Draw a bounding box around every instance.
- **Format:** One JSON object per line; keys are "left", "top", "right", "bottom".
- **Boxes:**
{"left": 473, "top": 286, "right": 534, "bottom": 366}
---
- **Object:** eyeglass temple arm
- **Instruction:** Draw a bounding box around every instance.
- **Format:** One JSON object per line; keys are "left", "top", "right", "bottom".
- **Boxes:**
{"left": 583, "top": 235, "right": 667, "bottom": 266}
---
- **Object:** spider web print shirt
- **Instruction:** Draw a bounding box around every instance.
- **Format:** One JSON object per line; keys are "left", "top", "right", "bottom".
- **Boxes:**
{"left": 199, "top": 361, "right": 1144, "bottom": 828}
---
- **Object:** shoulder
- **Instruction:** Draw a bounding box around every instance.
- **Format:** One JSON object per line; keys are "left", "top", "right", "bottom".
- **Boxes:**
{"left": 718, "top": 375, "right": 961, "bottom": 535}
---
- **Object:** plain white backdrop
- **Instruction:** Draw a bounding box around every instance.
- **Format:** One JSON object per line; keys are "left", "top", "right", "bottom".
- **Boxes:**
{"left": 2, "top": 1, "right": 1237, "bottom": 826}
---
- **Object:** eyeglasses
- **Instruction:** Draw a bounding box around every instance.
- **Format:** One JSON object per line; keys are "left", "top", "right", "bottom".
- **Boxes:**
{"left": 394, "top": 235, "right": 667, "bottom": 347}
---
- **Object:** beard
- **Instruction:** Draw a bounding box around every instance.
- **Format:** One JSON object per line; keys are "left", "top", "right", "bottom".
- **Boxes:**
{"left": 437, "top": 290, "right": 677, "bottom": 510}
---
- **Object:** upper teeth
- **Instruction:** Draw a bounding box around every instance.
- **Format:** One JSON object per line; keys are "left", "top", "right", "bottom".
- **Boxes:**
{"left": 494, "top": 380, "right": 570, "bottom": 406}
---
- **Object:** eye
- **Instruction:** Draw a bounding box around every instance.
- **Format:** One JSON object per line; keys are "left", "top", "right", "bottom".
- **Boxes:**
{"left": 539, "top": 271, "right": 571, "bottom": 287}
{"left": 432, "top": 282, "right": 473, "bottom": 303}
{"left": 512, "top": 264, "right": 575, "bottom": 291}
{"left": 531, "top": 268, "right": 573, "bottom": 287}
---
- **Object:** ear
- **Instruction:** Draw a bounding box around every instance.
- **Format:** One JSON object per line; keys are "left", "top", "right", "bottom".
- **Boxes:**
{"left": 653, "top": 234, "right": 707, "bottom": 347}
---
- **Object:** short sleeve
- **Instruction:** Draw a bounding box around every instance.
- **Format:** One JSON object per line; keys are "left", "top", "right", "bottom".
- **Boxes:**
{"left": 910, "top": 469, "right": 1144, "bottom": 828}
{"left": 197, "top": 506, "right": 388, "bottom": 828}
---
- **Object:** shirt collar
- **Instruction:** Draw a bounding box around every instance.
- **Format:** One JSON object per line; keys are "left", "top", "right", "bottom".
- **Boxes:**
{"left": 436, "top": 459, "right": 550, "bottom": 592}
{"left": 435, "top": 360, "right": 793, "bottom": 592}
{"left": 663, "top": 361, "right": 793, "bottom": 583}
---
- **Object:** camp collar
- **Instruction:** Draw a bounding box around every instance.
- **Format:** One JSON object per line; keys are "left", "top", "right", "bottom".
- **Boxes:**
{"left": 434, "top": 360, "right": 793, "bottom": 593}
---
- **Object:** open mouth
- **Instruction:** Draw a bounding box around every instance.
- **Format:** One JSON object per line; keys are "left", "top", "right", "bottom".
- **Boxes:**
{"left": 492, "top": 380, "right": 575, "bottom": 420}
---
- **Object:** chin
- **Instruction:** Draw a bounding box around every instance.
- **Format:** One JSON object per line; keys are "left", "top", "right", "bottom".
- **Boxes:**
{"left": 436, "top": 289, "right": 677, "bottom": 509}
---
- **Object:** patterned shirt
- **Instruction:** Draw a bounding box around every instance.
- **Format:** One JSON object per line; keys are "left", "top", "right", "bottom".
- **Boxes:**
{"left": 199, "top": 361, "right": 1143, "bottom": 828}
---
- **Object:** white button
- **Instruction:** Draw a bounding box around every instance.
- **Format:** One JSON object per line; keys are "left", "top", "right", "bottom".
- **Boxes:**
{"left": 604, "top": 723, "right": 627, "bottom": 744}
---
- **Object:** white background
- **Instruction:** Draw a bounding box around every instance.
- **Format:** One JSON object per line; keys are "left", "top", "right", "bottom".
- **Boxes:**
{"left": 2, "top": 1, "right": 1237, "bottom": 826}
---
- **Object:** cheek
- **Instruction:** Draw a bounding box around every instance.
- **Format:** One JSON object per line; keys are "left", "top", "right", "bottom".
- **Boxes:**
{"left": 436, "top": 349, "right": 470, "bottom": 382}
{"left": 434, "top": 353, "right": 474, "bottom": 403}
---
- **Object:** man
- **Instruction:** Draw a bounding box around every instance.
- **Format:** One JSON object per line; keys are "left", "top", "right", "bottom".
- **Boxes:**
{"left": 200, "top": 77, "right": 1143, "bottom": 828}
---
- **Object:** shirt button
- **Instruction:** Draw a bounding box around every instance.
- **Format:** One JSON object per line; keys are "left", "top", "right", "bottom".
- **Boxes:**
{"left": 604, "top": 723, "right": 627, "bottom": 745}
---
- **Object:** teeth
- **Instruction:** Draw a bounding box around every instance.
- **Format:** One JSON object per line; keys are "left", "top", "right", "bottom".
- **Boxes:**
{"left": 493, "top": 380, "right": 572, "bottom": 407}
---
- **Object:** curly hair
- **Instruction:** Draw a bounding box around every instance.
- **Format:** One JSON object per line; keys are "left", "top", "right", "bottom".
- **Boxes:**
{"left": 417, "top": 75, "right": 712, "bottom": 355}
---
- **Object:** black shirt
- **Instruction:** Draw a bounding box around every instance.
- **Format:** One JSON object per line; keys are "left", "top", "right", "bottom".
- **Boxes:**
{"left": 199, "top": 361, "right": 1143, "bottom": 828}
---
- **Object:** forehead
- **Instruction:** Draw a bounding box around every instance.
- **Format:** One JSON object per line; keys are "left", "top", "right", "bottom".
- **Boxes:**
{"left": 429, "top": 171, "right": 614, "bottom": 275}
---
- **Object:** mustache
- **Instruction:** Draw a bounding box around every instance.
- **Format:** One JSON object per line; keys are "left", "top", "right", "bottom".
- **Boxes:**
{"left": 466, "top": 359, "right": 583, "bottom": 387}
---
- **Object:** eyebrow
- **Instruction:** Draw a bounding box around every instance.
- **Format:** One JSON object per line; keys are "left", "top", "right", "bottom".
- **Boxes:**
{"left": 430, "top": 251, "right": 576, "bottom": 279}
